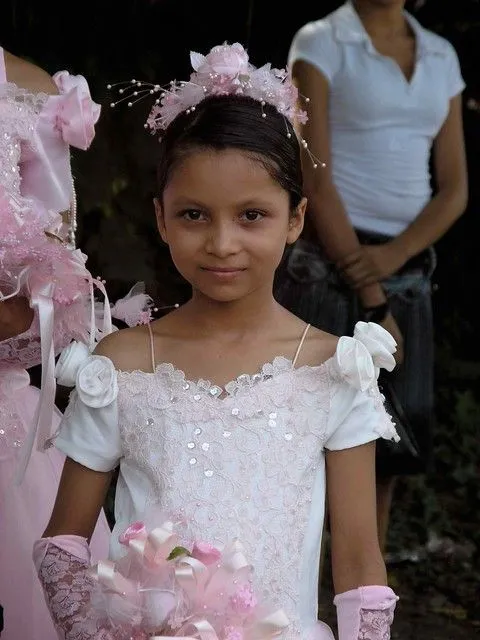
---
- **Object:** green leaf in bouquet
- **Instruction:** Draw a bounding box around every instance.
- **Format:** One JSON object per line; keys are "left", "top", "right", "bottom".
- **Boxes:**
{"left": 167, "top": 546, "right": 191, "bottom": 561}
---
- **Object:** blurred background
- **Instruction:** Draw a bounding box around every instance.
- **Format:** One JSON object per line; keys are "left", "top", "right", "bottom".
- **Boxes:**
{"left": 1, "top": 1, "right": 479, "bottom": 637}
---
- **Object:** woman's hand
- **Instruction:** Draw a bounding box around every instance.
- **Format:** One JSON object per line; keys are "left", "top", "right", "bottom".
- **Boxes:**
{"left": 0, "top": 296, "right": 34, "bottom": 341}
{"left": 338, "top": 242, "right": 408, "bottom": 289}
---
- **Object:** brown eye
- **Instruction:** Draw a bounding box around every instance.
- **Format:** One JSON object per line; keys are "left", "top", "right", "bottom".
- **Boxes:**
{"left": 241, "top": 210, "right": 265, "bottom": 222}
{"left": 182, "top": 209, "right": 204, "bottom": 221}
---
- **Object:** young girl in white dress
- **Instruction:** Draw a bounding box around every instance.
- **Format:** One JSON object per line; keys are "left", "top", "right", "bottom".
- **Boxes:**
{"left": 34, "top": 43, "right": 400, "bottom": 640}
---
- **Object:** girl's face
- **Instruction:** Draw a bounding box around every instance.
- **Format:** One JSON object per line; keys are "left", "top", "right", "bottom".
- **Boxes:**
{"left": 156, "top": 149, "right": 306, "bottom": 304}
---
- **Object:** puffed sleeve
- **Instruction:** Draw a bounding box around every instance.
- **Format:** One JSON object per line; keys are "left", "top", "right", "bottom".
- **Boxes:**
{"left": 19, "top": 71, "right": 101, "bottom": 213}
{"left": 444, "top": 41, "right": 465, "bottom": 99}
{"left": 55, "top": 355, "right": 122, "bottom": 472}
{"left": 324, "top": 323, "right": 399, "bottom": 451}
{"left": 288, "top": 20, "right": 342, "bottom": 85}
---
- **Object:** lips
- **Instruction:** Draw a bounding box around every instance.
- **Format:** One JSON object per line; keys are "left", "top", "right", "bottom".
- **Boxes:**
{"left": 201, "top": 267, "right": 246, "bottom": 273}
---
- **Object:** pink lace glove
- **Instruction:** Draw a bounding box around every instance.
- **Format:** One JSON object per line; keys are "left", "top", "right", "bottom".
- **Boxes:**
{"left": 33, "top": 535, "right": 115, "bottom": 640}
{"left": 333, "top": 585, "right": 399, "bottom": 640}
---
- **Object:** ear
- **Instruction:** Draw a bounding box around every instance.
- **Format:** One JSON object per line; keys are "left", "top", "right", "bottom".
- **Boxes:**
{"left": 286, "top": 197, "right": 307, "bottom": 245}
{"left": 154, "top": 198, "right": 168, "bottom": 244}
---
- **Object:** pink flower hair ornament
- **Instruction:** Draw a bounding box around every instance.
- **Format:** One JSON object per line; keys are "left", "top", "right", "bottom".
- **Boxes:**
{"left": 107, "top": 42, "right": 325, "bottom": 169}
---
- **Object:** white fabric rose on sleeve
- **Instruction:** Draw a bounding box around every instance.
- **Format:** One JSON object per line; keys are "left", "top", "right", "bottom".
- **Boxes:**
{"left": 55, "top": 341, "right": 91, "bottom": 387}
{"left": 353, "top": 321, "right": 396, "bottom": 373}
{"left": 335, "top": 336, "right": 375, "bottom": 392}
{"left": 76, "top": 355, "right": 118, "bottom": 408}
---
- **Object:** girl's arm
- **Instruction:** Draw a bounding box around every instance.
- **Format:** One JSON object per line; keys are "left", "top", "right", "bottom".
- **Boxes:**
{"left": 34, "top": 459, "right": 115, "bottom": 639}
{"left": 326, "top": 442, "right": 398, "bottom": 639}
{"left": 43, "top": 457, "right": 112, "bottom": 540}
{"left": 0, "top": 297, "right": 34, "bottom": 341}
{"left": 326, "top": 442, "right": 385, "bottom": 592}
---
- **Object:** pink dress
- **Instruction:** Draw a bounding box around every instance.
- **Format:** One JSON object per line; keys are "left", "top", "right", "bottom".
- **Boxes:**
{"left": 0, "top": 48, "right": 110, "bottom": 640}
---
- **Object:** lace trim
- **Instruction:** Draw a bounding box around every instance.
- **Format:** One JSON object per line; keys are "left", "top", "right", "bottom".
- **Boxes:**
{"left": 38, "top": 544, "right": 113, "bottom": 640}
{"left": 0, "top": 81, "right": 49, "bottom": 111}
{"left": 0, "top": 300, "right": 87, "bottom": 368}
{"left": 358, "top": 606, "right": 395, "bottom": 640}
{"left": 117, "top": 355, "right": 335, "bottom": 399}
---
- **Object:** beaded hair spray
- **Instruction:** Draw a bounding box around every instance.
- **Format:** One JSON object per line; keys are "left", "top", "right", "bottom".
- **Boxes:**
{"left": 108, "top": 42, "right": 326, "bottom": 169}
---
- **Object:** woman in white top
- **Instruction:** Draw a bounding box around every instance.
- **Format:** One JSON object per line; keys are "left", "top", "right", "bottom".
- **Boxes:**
{"left": 276, "top": 0, "right": 468, "bottom": 552}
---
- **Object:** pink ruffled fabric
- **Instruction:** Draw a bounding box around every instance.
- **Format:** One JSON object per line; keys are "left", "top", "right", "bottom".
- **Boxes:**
{"left": 20, "top": 70, "right": 101, "bottom": 213}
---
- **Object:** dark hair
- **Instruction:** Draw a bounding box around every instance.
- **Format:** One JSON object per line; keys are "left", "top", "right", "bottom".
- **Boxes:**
{"left": 156, "top": 95, "right": 304, "bottom": 210}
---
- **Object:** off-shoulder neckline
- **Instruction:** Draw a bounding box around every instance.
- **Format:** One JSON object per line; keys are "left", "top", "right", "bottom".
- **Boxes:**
{"left": 115, "top": 354, "right": 337, "bottom": 398}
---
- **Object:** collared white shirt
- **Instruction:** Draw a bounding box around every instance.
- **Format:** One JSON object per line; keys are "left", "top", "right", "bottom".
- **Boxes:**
{"left": 289, "top": 1, "right": 465, "bottom": 236}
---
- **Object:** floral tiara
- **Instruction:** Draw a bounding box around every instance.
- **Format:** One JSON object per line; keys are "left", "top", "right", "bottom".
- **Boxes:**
{"left": 108, "top": 42, "right": 325, "bottom": 168}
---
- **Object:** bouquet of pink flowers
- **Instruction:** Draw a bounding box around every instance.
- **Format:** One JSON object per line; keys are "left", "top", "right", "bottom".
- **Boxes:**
{"left": 91, "top": 519, "right": 290, "bottom": 640}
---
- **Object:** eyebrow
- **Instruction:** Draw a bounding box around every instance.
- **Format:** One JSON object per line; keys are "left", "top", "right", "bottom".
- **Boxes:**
{"left": 169, "top": 196, "right": 277, "bottom": 209}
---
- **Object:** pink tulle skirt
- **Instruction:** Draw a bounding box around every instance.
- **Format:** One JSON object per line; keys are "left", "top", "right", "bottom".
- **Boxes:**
{"left": 0, "top": 384, "right": 111, "bottom": 640}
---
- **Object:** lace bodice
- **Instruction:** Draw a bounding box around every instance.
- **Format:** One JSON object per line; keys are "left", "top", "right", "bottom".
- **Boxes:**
{"left": 118, "top": 358, "right": 334, "bottom": 636}
{"left": 56, "top": 322, "right": 398, "bottom": 639}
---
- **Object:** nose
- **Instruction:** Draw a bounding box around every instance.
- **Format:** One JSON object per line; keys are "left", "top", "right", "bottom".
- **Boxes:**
{"left": 204, "top": 220, "right": 240, "bottom": 257}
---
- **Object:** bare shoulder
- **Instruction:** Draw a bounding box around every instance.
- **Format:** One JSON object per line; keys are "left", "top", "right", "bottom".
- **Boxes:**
{"left": 302, "top": 325, "right": 339, "bottom": 367}
{"left": 280, "top": 307, "right": 339, "bottom": 367}
{"left": 93, "top": 325, "right": 153, "bottom": 372}
{"left": 4, "top": 49, "right": 58, "bottom": 95}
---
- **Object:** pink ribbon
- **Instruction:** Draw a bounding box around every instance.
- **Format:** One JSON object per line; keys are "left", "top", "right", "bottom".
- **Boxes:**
{"left": 175, "top": 539, "right": 251, "bottom": 609}
{"left": 127, "top": 521, "right": 178, "bottom": 567}
{"left": 15, "top": 278, "right": 55, "bottom": 483}
{"left": 50, "top": 71, "right": 101, "bottom": 150}
{"left": 0, "top": 365, "right": 30, "bottom": 461}
{"left": 92, "top": 522, "right": 290, "bottom": 640}
{"left": 14, "top": 263, "right": 112, "bottom": 484}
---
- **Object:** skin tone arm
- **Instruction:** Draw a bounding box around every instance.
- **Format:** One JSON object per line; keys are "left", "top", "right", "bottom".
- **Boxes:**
{"left": 3, "top": 49, "right": 58, "bottom": 95}
{"left": 292, "top": 60, "right": 404, "bottom": 358}
{"left": 326, "top": 442, "right": 387, "bottom": 592}
{"left": 43, "top": 458, "right": 112, "bottom": 540}
{"left": 0, "top": 297, "right": 34, "bottom": 341}
{"left": 339, "top": 95, "right": 468, "bottom": 288}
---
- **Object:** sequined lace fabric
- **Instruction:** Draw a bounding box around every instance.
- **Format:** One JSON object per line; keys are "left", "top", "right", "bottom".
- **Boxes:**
{"left": 0, "top": 82, "right": 46, "bottom": 196}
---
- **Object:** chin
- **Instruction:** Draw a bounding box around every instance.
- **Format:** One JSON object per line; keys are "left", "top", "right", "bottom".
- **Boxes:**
{"left": 199, "top": 288, "right": 246, "bottom": 303}
{"left": 192, "top": 280, "right": 253, "bottom": 303}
